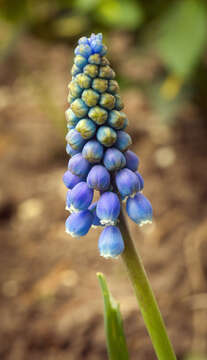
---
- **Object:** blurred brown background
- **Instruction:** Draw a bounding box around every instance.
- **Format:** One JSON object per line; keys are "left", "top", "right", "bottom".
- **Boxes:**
{"left": 0, "top": 1, "right": 207, "bottom": 359}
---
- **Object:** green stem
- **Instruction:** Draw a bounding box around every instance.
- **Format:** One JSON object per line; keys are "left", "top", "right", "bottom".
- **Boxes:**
{"left": 119, "top": 210, "right": 177, "bottom": 360}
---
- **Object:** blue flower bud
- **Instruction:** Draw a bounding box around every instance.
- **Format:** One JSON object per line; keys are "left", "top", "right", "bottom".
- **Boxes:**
{"left": 97, "top": 126, "right": 117, "bottom": 147}
{"left": 65, "top": 108, "right": 79, "bottom": 127}
{"left": 88, "top": 53, "right": 101, "bottom": 65}
{"left": 75, "top": 118, "right": 96, "bottom": 139}
{"left": 82, "top": 89, "right": 99, "bottom": 107}
{"left": 96, "top": 192, "right": 120, "bottom": 225}
{"left": 115, "top": 131, "right": 132, "bottom": 152}
{"left": 115, "top": 168, "right": 139, "bottom": 200}
{"left": 63, "top": 170, "right": 83, "bottom": 189}
{"left": 65, "top": 210, "right": 93, "bottom": 237}
{"left": 87, "top": 165, "right": 110, "bottom": 191}
{"left": 99, "top": 93, "right": 115, "bottom": 110}
{"left": 74, "top": 44, "right": 92, "bottom": 58}
{"left": 69, "top": 181, "right": 93, "bottom": 212}
{"left": 124, "top": 150, "right": 139, "bottom": 172}
{"left": 99, "top": 66, "right": 115, "bottom": 80}
{"left": 103, "top": 147, "right": 126, "bottom": 171}
{"left": 82, "top": 140, "right": 104, "bottom": 163}
{"left": 71, "top": 64, "right": 81, "bottom": 77}
{"left": 88, "top": 202, "right": 102, "bottom": 227}
{"left": 71, "top": 98, "right": 88, "bottom": 118}
{"left": 68, "top": 153, "right": 91, "bottom": 178}
{"left": 107, "top": 110, "right": 127, "bottom": 130}
{"left": 108, "top": 80, "right": 119, "bottom": 94}
{"left": 66, "top": 144, "right": 79, "bottom": 157}
{"left": 83, "top": 64, "right": 99, "bottom": 78}
{"left": 114, "top": 94, "right": 124, "bottom": 110}
{"left": 66, "top": 129, "right": 86, "bottom": 150}
{"left": 98, "top": 226, "right": 124, "bottom": 258}
{"left": 68, "top": 80, "right": 82, "bottom": 98}
{"left": 126, "top": 193, "right": 152, "bottom": 226}
{"left": 88, "top": 106, "right": 108, "bottom": 125}
{"left": 76, "top": 73, "right": 92, "bottom": 89}
{"left": 78, "top": 36, "right": 89, "bottom": 45}
{"left": 135, "top": 172, "right": 144, "bottom": 191}
{"left": 74, "top": 55, "right": 88, "bottom": 69}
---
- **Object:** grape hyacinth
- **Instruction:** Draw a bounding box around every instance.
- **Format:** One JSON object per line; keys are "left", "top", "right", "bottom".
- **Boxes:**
{"left": 63, "top": 33, "right": 152, "bottom": 259}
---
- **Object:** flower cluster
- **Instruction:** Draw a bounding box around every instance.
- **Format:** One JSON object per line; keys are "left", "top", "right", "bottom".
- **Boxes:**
{"left": 63, "top": 33, "right": 152, "bottom": 259}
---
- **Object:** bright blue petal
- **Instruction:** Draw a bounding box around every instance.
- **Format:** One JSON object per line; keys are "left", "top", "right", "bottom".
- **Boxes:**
{"left": 96, "top": 192, "right": 120, "bottom": 225}
{"left": 69, "top": 181, "right": 94, "bottom": 212}
{"left": 98, "top": 226, "right": 124, "bottom": 258}
{"left": 126, "top": 193, "right": 153, "bottom": 226}
{"left": 68, "top": 153, "right": 91, "bottom": 178}
{"left": 65, "top": 210, "right": 93, "bottom": 237}
{"left": 87, "top": 165, "right": 110, "bottom": 191}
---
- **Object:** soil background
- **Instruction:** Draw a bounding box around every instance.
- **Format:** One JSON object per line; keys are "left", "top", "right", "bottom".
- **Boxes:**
{"left": 0, "top": 33, "right": 207, "bottom": 360}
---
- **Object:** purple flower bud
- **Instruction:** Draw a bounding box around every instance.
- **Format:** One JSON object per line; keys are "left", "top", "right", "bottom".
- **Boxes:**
{"left": 82, "top": 140, "right": 104, "bottom": 163}
{"left": 66, "top": 144, "right": 79, "bottom": 157}
{"left": 115, "top": 168, "right": 139, "bottom": 200}
{"left": 98, "top": 226, "right": 124, "bottom": 258}
{"left": 135, "top": 172, "right": 144, "bottom": 191}
{"left": 88, "top": 202, "right": 102, "bottom": 227}
{"left": 68, "top": 181, "right": 94, "bottom": 212}
{"left": 103, "top": 147, "right": 126, "bottom": 171}
{"left": 126, "top": 193, "right": 152, "bottom": 226}
{"left": 87, "top": 165, "right": 110, "bottom": 191}
{"left": 66, "top": 129, "right": 86, "bottom": 150}
{"left": 124, "top": 150, "right": 139, "bottom": 172}
{"left": 96, "top": 192, "right": 120, "bottom": 225}
{"left": 68, "top": 153, "right": 91, "bottom": 178}
{"left": 63, "top": 170, "right": 82, "bottom": 189}
{"left": 115, "top": 131, "right": 132, "bottom": 152}
{"left": 65, "top": 210, "right": 93, "bottom": 237}
{"left": 97, "top": 126, "right": 117, "bottom": 147}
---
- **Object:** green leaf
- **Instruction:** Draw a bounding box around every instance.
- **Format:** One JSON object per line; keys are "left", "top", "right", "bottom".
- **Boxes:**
{"left": 97, "top": 273, "right": 129, "bottom": 360}
{"left": 96, "top": 0, "right": 143, "bottom": 30}
{"left": 157, "top": 0, "right": 207, "bottom": 78}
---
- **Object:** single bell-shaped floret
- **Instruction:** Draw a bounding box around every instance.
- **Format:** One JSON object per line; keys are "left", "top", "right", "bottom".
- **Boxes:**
{"left": 103, "top": 147, "right": 126, "bottom": 171}
{"left": 82, "top": 140, "right": 104, "bottom": 163}
{"left": 68, "top": 182, "right": 93, "bottom": 212}
{"left": 76, "top": 118, "right": 96, "bottom": 139}
{"left": 96, "top": 191, "right": 120, "bottom": 225}
{"left": 87, "top": 165, "right": 110, "bottom": 191}
{"left": 115, "top": 131, "right": 132, "bottom": 152}
{"left": 66, "top": 144, "right": 79, "bottom": 157}
{"left": 115, "top": 168, "right": 139, "bottom": 200}
{"left": 98, "top": 226, "right": 124, "bottom": 258}
{"left": 126, "top": 193, "right": 152, "bottom": 226}
{"left": 68, "top": 153, "right": 91, "bottom": 178}
{"left": 124, "top": 150, "right": 139, "bottom": 172}
{"left": 66, "top": 129, "right": 86, "bottom": 150}
{"left": 63, "top": 170, "right": 83, "bottom": 189}
{"left": 65, "top": 210, "right": 93, "bottom": 237}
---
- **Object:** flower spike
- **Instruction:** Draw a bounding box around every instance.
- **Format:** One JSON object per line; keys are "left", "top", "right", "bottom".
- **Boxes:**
{"left": 63, "top": 33, "right": 153, "bottom": 258}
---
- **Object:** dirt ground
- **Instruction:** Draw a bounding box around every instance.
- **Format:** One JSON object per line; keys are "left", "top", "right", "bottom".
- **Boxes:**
{"left": 0, "top": 34, "right": 207, "bottom": 360}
